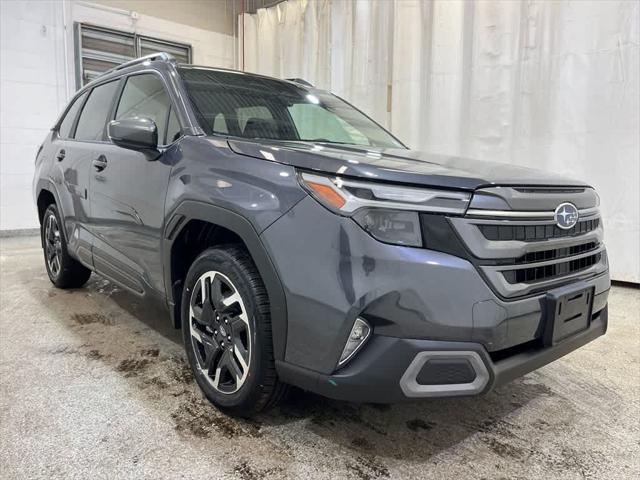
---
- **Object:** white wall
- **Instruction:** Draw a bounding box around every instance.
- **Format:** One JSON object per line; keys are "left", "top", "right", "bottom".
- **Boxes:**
{"left": 89, "top": 0, "right": 239, "bottom": 36}
{"left": 1, "top": 1, "right": 66, "bottom": 231}
{"left": 0, "top": 0, "right": 236, "bottom": 232}
{"left": 240, "top": 0, "right": 640, "bottom": 283}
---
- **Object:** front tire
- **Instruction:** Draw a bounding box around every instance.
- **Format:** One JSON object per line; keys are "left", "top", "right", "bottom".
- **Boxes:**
{"left": 181, "top": 246, "right": 286, "bottom": 416}
{"left": 41, "top": 204, "right": 91, "bottom": 289}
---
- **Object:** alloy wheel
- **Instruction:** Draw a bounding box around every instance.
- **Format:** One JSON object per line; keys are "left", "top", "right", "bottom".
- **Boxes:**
{"left": 188, "top": 271, "right": 251, "bottom": 394}
{"left": 44, "top": 214, "right": 62, "bottom": 278}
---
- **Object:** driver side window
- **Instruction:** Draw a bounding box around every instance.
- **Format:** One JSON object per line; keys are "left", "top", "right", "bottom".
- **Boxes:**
{"left": 115, "top": 74, "right": 173, "bottom": 145}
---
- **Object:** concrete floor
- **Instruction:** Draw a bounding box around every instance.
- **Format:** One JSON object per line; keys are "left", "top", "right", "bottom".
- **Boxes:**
{"left": 0, "top": 236, "right": 638, "bottom": 480}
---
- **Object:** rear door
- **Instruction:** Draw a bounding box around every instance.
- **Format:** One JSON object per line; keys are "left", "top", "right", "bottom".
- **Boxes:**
{"left": 48, "top": 91, "right": 90, "bottom": 264}
{"left": 89, "top": 72, "right": 181, "bottom": 296}
{"left": 62, "top": 79, "right": 122, "bottom": 268}
{"left": 50, "top": 79, "right": 121, "bottom": 267}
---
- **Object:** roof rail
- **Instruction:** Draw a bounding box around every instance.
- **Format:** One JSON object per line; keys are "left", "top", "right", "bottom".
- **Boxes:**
{"left": 285, "top": 77, "right": 314, "bottom": 87}
{"left": 102, "top": 52, "right": 176, "bottom": 77}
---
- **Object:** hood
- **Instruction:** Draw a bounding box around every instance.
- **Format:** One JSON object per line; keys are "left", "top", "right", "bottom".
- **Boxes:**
{"left": 227, "top": 140, "right": 589, "bottom": 191}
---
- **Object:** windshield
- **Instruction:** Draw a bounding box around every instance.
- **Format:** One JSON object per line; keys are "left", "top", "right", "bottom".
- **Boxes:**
{"left": 178, "top": 67, "right": 404, "bottom": 149}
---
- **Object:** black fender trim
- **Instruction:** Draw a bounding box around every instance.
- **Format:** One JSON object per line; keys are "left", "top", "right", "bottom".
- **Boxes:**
{"left": 163, "top": 200, "right": 288, "bottom": 361}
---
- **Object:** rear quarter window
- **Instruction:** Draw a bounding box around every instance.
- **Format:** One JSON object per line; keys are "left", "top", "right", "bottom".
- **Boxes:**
{"left": 58, "top": 91, "right": 88, "bottom": 139}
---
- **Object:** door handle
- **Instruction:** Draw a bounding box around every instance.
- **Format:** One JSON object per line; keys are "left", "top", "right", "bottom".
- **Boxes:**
{"left": 92, "top": 155, "right": 108, "bottom": 172}
{"left": 56, "top": 149, "right": 66, "bottom": 162}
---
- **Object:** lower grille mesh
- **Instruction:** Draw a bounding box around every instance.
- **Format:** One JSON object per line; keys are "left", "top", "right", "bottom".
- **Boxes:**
{"left": 514, "top": 242, "right": 598, "bottom": 264}
{"left": 503, "top": 253, "right": 602, "bottom": 284}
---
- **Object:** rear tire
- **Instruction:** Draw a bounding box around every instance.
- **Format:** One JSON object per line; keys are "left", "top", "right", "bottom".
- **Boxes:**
{"left": 181, "top": 245, "right": 287, "bottom": 417}
{"left": 41, "top": 204, "right": 91, "bottom": 289}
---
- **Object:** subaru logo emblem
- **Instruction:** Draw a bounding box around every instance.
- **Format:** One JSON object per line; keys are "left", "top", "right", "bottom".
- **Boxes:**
{"left": 554, "top": 202, "right": 579, "bottom": 229}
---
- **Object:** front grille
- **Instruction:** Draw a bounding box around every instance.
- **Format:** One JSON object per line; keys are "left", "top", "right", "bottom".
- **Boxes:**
{"left": 502, "top": 252, "right": 602, "bottom": 284}
{"left": 478, "top": 218, "right": 599, "bottom": 242}
{"left": 448, "top": 186, "right": 607, "bottom": 298}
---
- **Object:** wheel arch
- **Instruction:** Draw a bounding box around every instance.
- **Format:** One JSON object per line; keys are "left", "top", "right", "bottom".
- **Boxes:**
{"left": 163, "top": 200, "right": 287, "bottom": 361}
{"left": 37, "top": 189, "right": 56, "bottom": 224}
{"left": 35, "top": 180, "right": 66, "bottom": 247}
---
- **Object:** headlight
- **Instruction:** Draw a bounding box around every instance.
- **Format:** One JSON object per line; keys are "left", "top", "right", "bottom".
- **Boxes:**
{"left": 352, "top": 208, "right": 422, "bottom": 246}
{"left": 299, "top": 172, "right": 471, "bottom": 247}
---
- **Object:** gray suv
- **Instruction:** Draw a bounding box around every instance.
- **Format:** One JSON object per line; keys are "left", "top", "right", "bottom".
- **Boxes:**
{"left": 34, "top": 53, "right": 610, "bottom": 416}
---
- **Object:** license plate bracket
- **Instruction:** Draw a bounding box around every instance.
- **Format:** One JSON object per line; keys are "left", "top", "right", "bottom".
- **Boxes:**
{"left": 543, "top": 282, "right": 594, "bottom": 347}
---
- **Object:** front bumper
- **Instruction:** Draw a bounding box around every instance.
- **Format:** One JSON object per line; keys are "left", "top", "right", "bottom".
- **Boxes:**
{"left": 276, "top": 306, "right": 607, "bottom": 403}
{"left": 261, "top": 195, "right": 610, "bottom": 401}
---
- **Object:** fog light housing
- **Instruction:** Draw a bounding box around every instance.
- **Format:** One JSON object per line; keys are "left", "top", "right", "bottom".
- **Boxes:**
{"left": 338, "top": 317, "right": 371, "bottom": 367}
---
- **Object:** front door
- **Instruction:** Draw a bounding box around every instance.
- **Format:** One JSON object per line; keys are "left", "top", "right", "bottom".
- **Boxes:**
{"left": 89, "top": 72, "right": 181, "bottom": 297}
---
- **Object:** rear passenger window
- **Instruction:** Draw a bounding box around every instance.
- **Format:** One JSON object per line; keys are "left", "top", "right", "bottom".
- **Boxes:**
{"left": 116, "top": 74, "right": 171, "bottom": 144}
{"left": 58, "top": 91, "right": 88, "bottom": 139}
{"left": 75, "top": 80, "right": 120, "bottom": 141}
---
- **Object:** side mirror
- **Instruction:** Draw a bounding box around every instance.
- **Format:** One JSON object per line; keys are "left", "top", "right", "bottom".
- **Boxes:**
{"left": 108, "top": 117, "right": 158, "bottom": 152}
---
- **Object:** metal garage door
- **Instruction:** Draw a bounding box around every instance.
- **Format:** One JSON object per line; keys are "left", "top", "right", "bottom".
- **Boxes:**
{"left": 74, "top": 24, "right": 191, "bottom": 87}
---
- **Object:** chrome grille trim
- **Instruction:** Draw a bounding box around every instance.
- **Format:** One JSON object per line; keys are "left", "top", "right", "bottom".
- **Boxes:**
{"left": 465, "top": 206, "right": 599, "bottom": 219}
